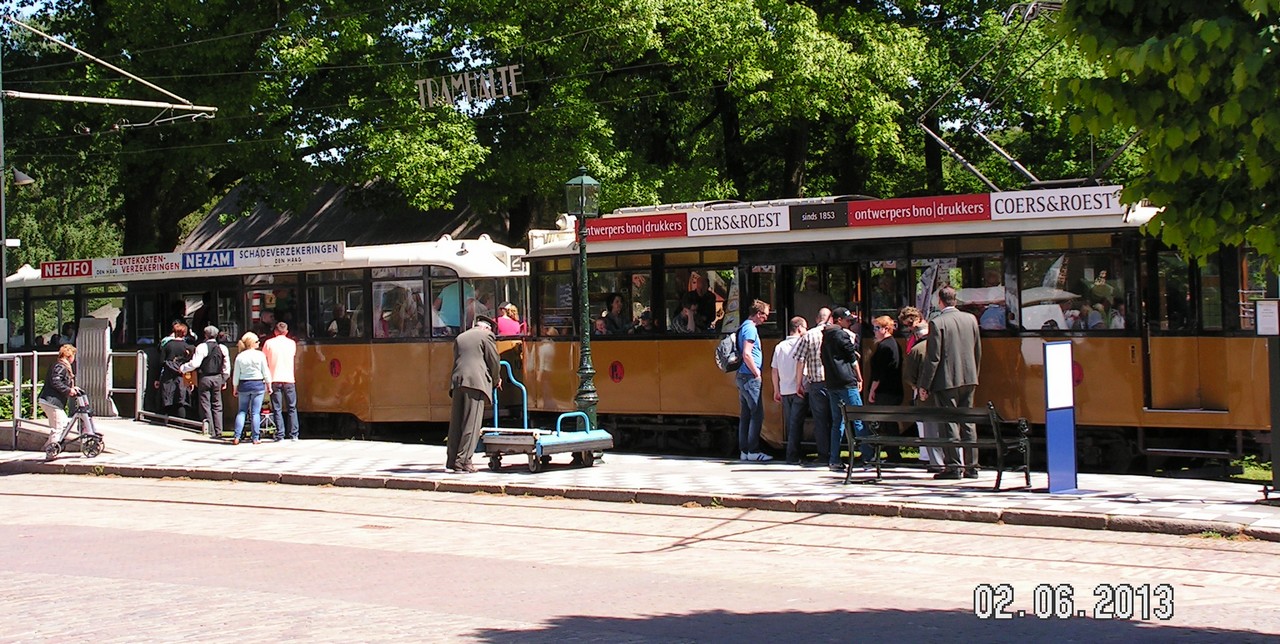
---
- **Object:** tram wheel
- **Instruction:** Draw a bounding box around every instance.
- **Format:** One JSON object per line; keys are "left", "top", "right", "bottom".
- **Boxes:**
{"left": 488, "top": 455, "right": 502, "bottom": 471}
{"left": 527, "top": 454, "right": 543, "bottom": 473}
{"left": 82, "top": 437, "right": 104, "bottom": 459}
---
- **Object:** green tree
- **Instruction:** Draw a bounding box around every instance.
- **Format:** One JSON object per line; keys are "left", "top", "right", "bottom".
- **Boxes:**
{"left": 4, "top": 1, "right": 485, "bottom": 255}
{"left": 1058, "top": 0, "right": 1280, "bottom": 260}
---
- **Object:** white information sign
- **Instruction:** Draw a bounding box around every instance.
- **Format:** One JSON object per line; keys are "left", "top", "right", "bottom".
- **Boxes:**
{"left": 1257, "top": 299, "right": 1280, "bottom": 337}
{"left": 1044, "top": 341, "right": 1074, "bottom": 410}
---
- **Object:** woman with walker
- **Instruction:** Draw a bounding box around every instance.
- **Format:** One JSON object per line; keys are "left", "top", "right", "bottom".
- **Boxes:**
{"left": 39, "top": 344, "right": 97, "bottom": 459}
{"left": 231, "top": 332, "right": 272, "bottom": 445}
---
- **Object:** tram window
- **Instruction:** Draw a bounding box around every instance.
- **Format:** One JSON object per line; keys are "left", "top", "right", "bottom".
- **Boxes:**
{"left": 133, "top": 296, "right": 157, "bottom": 346}
{"left": 747, "top": 267, "right": 779, "bottom": 334}
{"left": 245, "top": 275, "right": 299, "bottom": 339}
{"left": 84, "top": 294, "right": 126, "bottom": 343}
{"left": 1155, "top": 252, "right": 1194, "bottom": 332}
{"left": 1239, "top": 247, "right": 1267, "bottom": 330}
{"left": 589, "top": 270, "right": 650, "bottom": 335}
{"left": 7, "top": 299, "right": 24, "bottom": 349}
{"left": 1200, "top": 255, "right": 1223, "bottom": 331}
{"left": 373, "top": 280, "right": 425, "bottom": 339}
{"left": 309, "top": 284, "right": 365, "bottom": 339}
{"left": 536, "top": 272, "right": 574, "bottom": 337}
{"left": 665, "top": 267, "right": 733, "bottom": 334}
{"left": 1019, "top": 251, "right": 1125, "bottom": 332}
{"left": 868, "top": 262, "right": 903, "bottom": 323}
{"left": 493, "top": 277, "right": 528, "bottom": 336}
{"left": 792, "top": 267, "right": 833, "bottom": 324}
{"left": 826, "top": 266, "right": 857, "bottom": 314}
{"left": 913, "top": 256, "right": 1005, "bottom": 327}
{"left": 31, "top": 297, "right": 75, "bottom": 348}
{"left": 464, "top": 278, "right": 497, "bottom": 330}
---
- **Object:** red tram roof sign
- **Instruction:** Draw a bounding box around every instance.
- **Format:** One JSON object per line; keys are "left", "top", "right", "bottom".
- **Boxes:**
{"left": 585, "top": 185, "right": 1124, "bottom": 242}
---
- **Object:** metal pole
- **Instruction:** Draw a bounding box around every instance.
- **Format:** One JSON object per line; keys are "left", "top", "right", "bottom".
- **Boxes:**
{"left": 1, "top": 43, "right": 8, "bottom": 356}
{"left": 1271, "top": 338, "right": 1279, "bottom": 494}
{"left": 574, "top": 214, "right": 598, "bottom": 431}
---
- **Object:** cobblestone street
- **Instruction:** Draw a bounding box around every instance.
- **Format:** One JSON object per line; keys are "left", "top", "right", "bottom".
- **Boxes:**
{"left": 2, "top": 474, "right": 1278, "bottom": 642}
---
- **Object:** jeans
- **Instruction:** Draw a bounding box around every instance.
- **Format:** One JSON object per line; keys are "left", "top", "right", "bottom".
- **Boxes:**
{"left": 270, "top": 382, "right": 300, "bottom": 439}
{"left": 782, "top": 393, "right": 807, "bottom": 463}
{"left": 827, "top": 386, "right": 867, "bottom": 466}
{"left": 736, "top": 372, "right": 764, "bottom": 455}
{"left": 234, "top": 380, "right": 266, "bottom": 442}
{"left": 805, "top": 381, "right": 831, "bottom": 462}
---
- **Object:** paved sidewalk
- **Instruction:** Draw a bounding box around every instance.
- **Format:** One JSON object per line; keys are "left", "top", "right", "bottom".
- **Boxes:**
{"left": 3, "top": 417, "right": 1279, "bottom": 541}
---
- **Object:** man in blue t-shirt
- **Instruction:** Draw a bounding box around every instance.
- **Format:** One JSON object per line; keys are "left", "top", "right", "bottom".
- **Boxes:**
{"left": 736, "top": 299, "right": 773, "bottom": 462}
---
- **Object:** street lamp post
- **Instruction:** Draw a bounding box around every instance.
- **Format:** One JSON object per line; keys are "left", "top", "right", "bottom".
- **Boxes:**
{"left": 565, "top": 167, "right": 600, "bottom": 430}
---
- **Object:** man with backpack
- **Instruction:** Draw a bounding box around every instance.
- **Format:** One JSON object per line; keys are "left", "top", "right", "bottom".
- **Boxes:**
{"left": 735, "top": 299, "right": 773, "bottom": 462}
{"left": 180, "top": 325, "right": 231, "bottom": 439}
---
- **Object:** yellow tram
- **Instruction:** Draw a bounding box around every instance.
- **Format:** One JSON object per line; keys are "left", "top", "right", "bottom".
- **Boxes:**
{"left": 522, "top": 185, "right": 1273, "bottom": 469}
{"left": 8, "top": 236, "right": 528, "bottom": 434}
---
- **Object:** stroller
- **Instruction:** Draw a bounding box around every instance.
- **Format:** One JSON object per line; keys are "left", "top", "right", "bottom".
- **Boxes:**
{"left": 45, "top": 393, "right": 104, "bottom": 461}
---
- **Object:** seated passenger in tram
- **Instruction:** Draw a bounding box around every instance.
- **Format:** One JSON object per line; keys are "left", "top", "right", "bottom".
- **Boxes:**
{"left": 328, "top": 304, "right": 356, "bottom": 337}
{"left": 670, "top": 293, "right": 702, "bottom": 334}
{"left": 631, "top": 309, "right": 657, "bottom": 334}
{"left": 602, "top": 293, "right": 629, "bottom": 334}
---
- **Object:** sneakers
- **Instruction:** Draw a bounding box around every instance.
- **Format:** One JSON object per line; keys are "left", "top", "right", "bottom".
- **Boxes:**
{"left": 745, "top": 452, "right": 774, "bottom": 462}
{"left": 291, "top": 436, "right": 298, "bottom": 442}
{"left": 740, "top": 452, "right": 749, "bottom": 461}
{"left": 829, "top": 463, "right": 845, "bottom": 472}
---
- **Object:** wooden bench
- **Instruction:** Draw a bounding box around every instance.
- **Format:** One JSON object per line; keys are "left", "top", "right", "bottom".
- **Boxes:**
{"left": 836, "top": 401, "right": 1031, "bottom": 491}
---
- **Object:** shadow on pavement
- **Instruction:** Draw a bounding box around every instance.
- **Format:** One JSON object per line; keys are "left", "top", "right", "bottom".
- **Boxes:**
{"left": 471, "top": 608, "right": 1272, "bottom": 643}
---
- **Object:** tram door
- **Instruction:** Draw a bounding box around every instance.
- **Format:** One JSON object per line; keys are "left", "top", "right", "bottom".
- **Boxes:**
{"left": 1143, "top": 250, "right": 1226, "bottom": 410}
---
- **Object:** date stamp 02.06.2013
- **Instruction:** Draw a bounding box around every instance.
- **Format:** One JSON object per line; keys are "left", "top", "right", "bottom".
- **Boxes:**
{"left": 973, "top": 583, "right": 1174, "bottom": 621}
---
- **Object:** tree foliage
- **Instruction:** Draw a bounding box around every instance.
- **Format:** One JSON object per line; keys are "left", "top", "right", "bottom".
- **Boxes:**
{"left": 1058, "top": 0, "right": 1280, "bottom": 261}
{"left": 1, "top": 0, "right": 1128, "bottom": 260}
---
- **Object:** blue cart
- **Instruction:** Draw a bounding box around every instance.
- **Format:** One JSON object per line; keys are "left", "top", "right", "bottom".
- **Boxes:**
{"left": 479, "top": 361, "right": 614, "bottom": 473}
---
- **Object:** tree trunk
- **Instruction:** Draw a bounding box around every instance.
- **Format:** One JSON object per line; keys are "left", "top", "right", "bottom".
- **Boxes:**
{"left": 715, "top": 86, "right": 748, "bottom": 199}
{"left": 923, "top": 113, "right": 944, "bottom": 194}
{"left": 781, "top": 120, "right": 809, "bottom": 197}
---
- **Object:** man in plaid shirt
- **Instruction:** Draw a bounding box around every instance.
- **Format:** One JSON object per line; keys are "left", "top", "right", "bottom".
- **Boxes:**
{"left": 792, "top": 307, "right": 832, "bottom": 465}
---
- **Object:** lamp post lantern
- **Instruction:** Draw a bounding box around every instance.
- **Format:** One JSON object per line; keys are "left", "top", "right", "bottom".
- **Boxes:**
{"left": 565, "top": 167, "right": 600, "bottom": 430}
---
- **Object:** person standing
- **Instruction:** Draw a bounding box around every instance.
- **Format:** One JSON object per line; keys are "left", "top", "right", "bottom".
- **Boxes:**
{"left": 736, "top": 299, "right": 772, "bottom": 461}
{"left": 866, "top": 315, "right": 905, "bottom": 461}
{"left": 900, "top": 307, "right": 944, "bottom": 471}
{"left": 156, "top": 321, "right": 194, "bottom": 419}
{"left": 792, "top": 307, "right": 832, "bottom": 465}
{"left": 821, "top": 307, "right": 865, "bottom": 471}
{"left": 496, "top": 302, "right": 523, "bottom": 336}
{"left": 180, "top": 325, "right": 230, "bottom": 439}
{"left": 447, "top": 315, "right": 502, "bottom": 473}
{"left": 38, "top": 344, "right": 82, "bottom": 456}
{"left": 687, "top": 271, "right": 718, "bottom": 330}
{"left": 230, "top": 332, "right": 273, "bottom": 445}
{"left": 771, "top": 315, "right": 808, "bottom": 464}
{"left": 918, "top": 285, "right": 983, "bottom": 479}
{"left": 263, "top": 321, "right": 300, "bottom": 441}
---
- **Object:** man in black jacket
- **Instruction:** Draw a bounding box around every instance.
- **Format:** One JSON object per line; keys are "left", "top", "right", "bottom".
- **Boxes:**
{"left": 820, "top": 307, "right": 869, "bottom": 471}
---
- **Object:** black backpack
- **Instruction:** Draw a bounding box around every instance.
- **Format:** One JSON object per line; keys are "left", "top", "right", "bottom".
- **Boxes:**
{"left": 714, "top": 331, "right": 741, "bottom": 373}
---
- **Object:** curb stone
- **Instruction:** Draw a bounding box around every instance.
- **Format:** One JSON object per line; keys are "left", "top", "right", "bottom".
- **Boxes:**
{"left": 1002, "top": 509, "right": 1109, "bottom": 530}
{"left": 1106, "top": 515, "right": 1242, "bottom": 537}
{"left": 901, "top": 504, "right": 1001, "bottom": 524}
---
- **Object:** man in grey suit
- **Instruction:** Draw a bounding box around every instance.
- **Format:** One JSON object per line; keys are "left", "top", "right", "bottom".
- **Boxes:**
{"left": 918, "top": 285, "right": 982, "bottom": 480}
{"left": 447, "top": 315, "right": 502, "bottom": 473}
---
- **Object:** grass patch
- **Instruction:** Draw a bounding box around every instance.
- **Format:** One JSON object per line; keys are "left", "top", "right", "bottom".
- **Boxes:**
{"left": 1231, "top": 455, "right": 1272, "bottom": 482}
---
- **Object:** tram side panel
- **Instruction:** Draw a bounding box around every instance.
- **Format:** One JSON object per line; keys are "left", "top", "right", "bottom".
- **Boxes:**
{"left": 297, "top": 343, "right": 373, "bottom": 425}
{"left": 977, "top": 335, "right": 1269, "bottom": 436}
{"left": 525, "top": 337, "right": 785, "bottom": 447}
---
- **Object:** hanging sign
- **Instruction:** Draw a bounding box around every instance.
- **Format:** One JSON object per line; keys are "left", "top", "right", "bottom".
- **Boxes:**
{"left": 416, "top": 64, "right": 524, "bottom": 109}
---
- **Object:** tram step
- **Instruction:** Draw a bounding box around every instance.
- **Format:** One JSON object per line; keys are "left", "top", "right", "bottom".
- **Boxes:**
{"left": 1143, "top": 447, "right": 1232, "bottom": 460}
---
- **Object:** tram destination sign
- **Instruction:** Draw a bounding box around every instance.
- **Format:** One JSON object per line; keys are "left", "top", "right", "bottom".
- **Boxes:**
{"left": 41, "top": 241, "right": 346, "bottom": 280}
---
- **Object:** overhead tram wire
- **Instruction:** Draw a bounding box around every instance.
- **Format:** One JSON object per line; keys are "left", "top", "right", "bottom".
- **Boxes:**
{"left": 11, "top": 80, "right": 729, "bottom": 160}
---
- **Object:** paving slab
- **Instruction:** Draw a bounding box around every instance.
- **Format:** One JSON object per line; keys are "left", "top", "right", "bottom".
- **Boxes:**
{"left": 2, "top": 416, "right": 1278, "bottom": 541}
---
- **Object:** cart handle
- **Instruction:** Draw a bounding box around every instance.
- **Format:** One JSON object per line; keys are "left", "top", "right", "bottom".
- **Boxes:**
{"left": 492, "top": 360, "right": 529, "bottom": 430}
{"left": 554, "top": 411, "right": 591, "bottom": 436}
